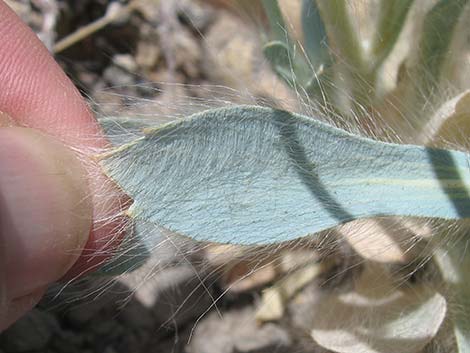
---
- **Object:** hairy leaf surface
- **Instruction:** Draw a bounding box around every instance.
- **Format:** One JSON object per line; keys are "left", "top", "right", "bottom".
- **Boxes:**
{"left": 100, "top": 105, "right": 470, "bottom": 245}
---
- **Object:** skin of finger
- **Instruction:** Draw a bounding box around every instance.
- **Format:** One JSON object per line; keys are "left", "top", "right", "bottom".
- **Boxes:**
{"left": 0, "top": 114, "right": 14, "bottom": 327}
{"left": 0, "top": 287, "right": 46, "bottom": 332}
{"left": 1, "top": 127, "right": 93, "bottom": 299}
{"left": 0, "top": 1, "right": 129, "bottom": 277}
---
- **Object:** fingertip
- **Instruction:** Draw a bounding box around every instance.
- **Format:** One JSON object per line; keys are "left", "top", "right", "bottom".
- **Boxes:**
{"left": 0, "top": 2, "right": 131, "bottom": 278}
{"left": 0, "top": 287, "right": 46, "bottom": 332}
{"left": 0, "top": 127, "right": 92, "bottom": 299}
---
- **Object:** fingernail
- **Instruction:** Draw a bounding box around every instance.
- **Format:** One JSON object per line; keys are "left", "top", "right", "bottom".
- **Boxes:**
{"left": 0, "top": 127, "right": 92, "bottom": 300}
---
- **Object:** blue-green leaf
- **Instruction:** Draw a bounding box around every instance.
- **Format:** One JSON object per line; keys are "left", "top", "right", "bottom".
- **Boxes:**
{"left": 314, "top": 0, "right": 365, "bottom": 73}
{"left": 263, "top": 40, "right": 312, "bottom": 90}
{"left": 261, "top": 0, "right": 289, "bottom": 44}
{"left": 301, "top": 0, "right": 331, "bottom": 72}
{"left": 261, "top": 0, "right": 313, "bottom": 93}
{"left": 100, "top": 105, "right": 470, "bottom": 245}
{"left": 406, "top": 0, "right": 469, "bottom": 123}
{"left": 418, "top": 0, "right": 469, "bottom": 86}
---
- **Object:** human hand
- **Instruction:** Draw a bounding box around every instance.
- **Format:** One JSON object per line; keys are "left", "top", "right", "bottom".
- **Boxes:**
{"left": 0, "top": 1, "right": 127, "bottom": 331}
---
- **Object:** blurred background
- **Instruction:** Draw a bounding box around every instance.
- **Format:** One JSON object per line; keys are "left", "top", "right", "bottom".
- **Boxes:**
{"left": 1, "top": 1, "right": 469, "bottom": 352}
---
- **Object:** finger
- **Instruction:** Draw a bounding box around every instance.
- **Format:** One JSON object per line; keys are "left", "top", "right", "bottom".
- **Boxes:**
{"left": 0, "top": 1, "right": 129, "bottom": 278}
{"left": 0, "top": 127, "right": 92, "bottom": 299}
{"left": 0, "top": 287, "right": 46, "bottom": 332}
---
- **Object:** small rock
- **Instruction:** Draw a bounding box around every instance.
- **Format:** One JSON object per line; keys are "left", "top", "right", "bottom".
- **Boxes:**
{"left": 187, "top": 306, "right": 292, "bottom": 353}
{"left": 134, "top": 0, "right": 160, "bottom": 23}
{"left": 119, "top": 263, "right": 217, "bottom": 327}
{"left": 157, "top": 8, "right": 202, "bottom": 80}
{"left": 172, "top": 27, "right": 202, "bottom": 78}
{"left": 177, "top": 0, "right": 216, "bottom": 33}
{"left": 135, "top": 40, "right": 161, "bottom": 70}
{"left": 103, "top": 65, "right": 136, "bottom": 87}
{"left": 113, "top": 54, "right": 138, "bottom": 73}
{"left": 77, "top": 71, "right": 102, "bottom": 90}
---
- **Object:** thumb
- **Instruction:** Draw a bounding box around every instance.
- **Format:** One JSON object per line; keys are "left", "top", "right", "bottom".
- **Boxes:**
{"left": 0, "top": 124, "right": 92, "bottom": 329}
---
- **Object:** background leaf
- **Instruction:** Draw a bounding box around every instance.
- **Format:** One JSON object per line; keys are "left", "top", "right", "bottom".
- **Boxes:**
{"left": 420, "top": 90, "right": 470, "bottom": 146}
{"left": 434, "top": 230, "right": 470, "bottom": 353}
{"left": 403, "top": 0, "right": 469, "bottom": 128}
{"left": 371, "top": 0, "right": 414, "bottom": 71}
{"left": 310, "top": 265, "right": 447, "bottom": 353}
{"left": 341, "top": 218, "right": 432, "bottom": 264}
{"left": 262, "top": 40, "right": 312, "bottom": 90}
{"left": 301, "top": 0, "right": 331, "bottom": 72}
